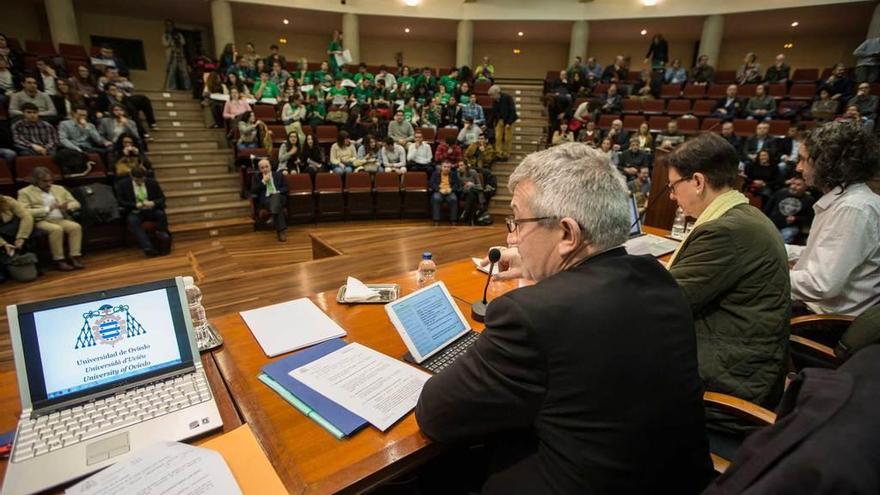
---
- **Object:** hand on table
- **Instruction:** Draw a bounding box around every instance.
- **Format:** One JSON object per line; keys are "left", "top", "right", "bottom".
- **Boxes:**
{"left": 480, "top": 246, "right": 524, "bottom": 281}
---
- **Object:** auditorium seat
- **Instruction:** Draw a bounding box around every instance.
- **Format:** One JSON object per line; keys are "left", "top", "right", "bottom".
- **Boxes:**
{"left": 682, "top": 84, "right": 707, "bottom": 100}
{"left": 597, "top": 114, "right": 620, "bottom": 130}
{"left": 666, "top": 99, "right": 691, "bottom": 117}
{"left": 402, "top": 172, "right": 429, "bottom": 217}
{"left": 700, "top": 118, "right": 722, "bottom": 132}
{"left": 267, "top": 125, "right": 287, "bottom": 145}
{"left": 315, "top": 125, "right": 338, "bottom": 145}
{"left": 789, "top": 84, "right": 817, "bottom": 101}
{"left": 791, "top": 68, "right": 820, "bottom": 83}
{"left": 436, "top": 127, "right": 459, "bottom": 144}
{"left": 707, "top": 84, "right": 727, "bottom": 99}
{"left": 14, "top": 156, "right": 62, "bottom": 184}
{"left": 476, "top": 95, "right": 492, "bottom": 109}
{"left": 58, "top": 43, "right": 88, "bottom": 59}
{"left": 703, "top": 391, "right": 776, "bottom": 468}
{"left": 676, "top": 118, "right": 699, "bottom": 135}
{"left": 767, "top": 120, "right": 791, "bottom": 137}
{"left": 418, "top": 127, "right": 436, "bottom": 143}
{"left": 714, "top": 70, "right": 737, "bottom": 84}
{"left": 314, "top": 173, "right": 344, "bottom": 221}
{"left": 0, "top": 159, "right": 14, "bottom": 196}
{"left": 374, "top": 172, "right": 402, "bottom": 218}
{"left": 739, "top": 84, "right": 758, "bottom": 97}
{"left": 641, "top": 99, "right": 665, "bottom": 115}
{"left": 648, "top": 116, "right": 671, "bottom": 133}
{"left": 593, "top": 83, "right": 611, "bottom": 96}
{"left": 286, "top": 173, "right": 315, "bottom": 224}
{"left": 767, "top": 83, "right": 787, "bottom": 99}
{"left": 692, "top": 99, "right": 716, "bottom": 117}
{"left": 660, "top": 84, "right": 682, "bottom": 99}
{"left": 621, "top": 98, "right": 641, "bottom": 115}
{"left": 25, "top": 39, "right": 57, "bottom": 57}
{"left": 622, "top": 115, "right": 645, "bottom": 132}
{"left": 733, "top": 119, "right": 758, "bottom": 137}
{"left": 474, "top": 81, "right": 491, "bottom": 95}
{"left": 344, "top": 172, "right": 374, "bottom": 218}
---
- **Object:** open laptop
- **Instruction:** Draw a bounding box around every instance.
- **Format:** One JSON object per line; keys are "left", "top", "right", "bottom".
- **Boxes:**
{"left": 623, "top": 194, "right": 681, "bottom": 257}
{"left": 385, "top": 282, "right": 479, "bottom": 374}
{"left": 3, "top": 277, "right": 223, "bottom": 495}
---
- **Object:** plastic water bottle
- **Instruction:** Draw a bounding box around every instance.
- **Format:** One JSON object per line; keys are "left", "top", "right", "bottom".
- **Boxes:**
{"left": 671, "top": 207, "right": 687, "bottom": 240}
{"left": 417, "top": 252, "right": 437, "bottom": 287}
{"left": 183, "top": 276, "right": 209, "bottom": 341}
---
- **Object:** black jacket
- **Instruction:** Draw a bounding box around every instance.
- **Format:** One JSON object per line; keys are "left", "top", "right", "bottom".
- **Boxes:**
{"left": 743, "top": 135, "right": 778, "bottom": 160}
{"left": 416, "top": 248, "right": 714, "bottom": 494}
{"left": 491, "top": 93, "right": 518, "bottom": 125}
{"left": 705, "top": 345, "right": 880, "bottom": 495}
{"left": 115, "top": 176, "right": 166, "bottom": 212}
{"left": 250, "top": 171, "right": 288, "bottom": 200}
{"left": 714, "top": 96, "right": 743, "bottom": 118}
{"left": 601, "top": 64, "right": 628, "bottom": 83}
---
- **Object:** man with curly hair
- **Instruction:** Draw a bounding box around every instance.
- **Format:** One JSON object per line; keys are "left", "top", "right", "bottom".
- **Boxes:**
{"left": 789, "top": 121, "right": 880, "bottom": 316}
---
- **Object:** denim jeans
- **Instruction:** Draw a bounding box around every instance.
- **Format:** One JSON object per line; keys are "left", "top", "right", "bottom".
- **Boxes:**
{"left": 128, "top": 209, "right": 168, "bottom": 252}
{"left": 0, "top": 148, "right": 16, "bottom": 166}
{"left": 237, "top": 142, "right": 258, "bottom": 150}
{"left": 779, "top": 225, "right": 799, "bottom": 244}
{"left": 333, "top": 164, "right": 353, "bottom": 174}
{"left": 431, "top": 192, "right": 458, "bottom": 222}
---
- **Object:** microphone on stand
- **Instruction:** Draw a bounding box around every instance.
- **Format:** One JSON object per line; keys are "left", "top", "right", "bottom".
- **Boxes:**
{"left": 472, "top": 248, "right": 502, "bottom": 322}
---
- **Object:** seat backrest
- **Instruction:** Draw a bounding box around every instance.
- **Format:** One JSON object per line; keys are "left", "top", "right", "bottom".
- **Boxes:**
{"left": 345, "top": 173, "right": 372, "bottom": 191}
{"left": 714, "top": 70, "right": 737, "bottom": 84}
{"left": 476, "top": 95, "right": 492, "bottom": 108}
{"left": 375, "top": 172, "right": 401, "bottom": 190}
{"left": 767, "top": 83, "right": 787, "bottom": 98}
{"left": 789, "top": 83, "right": 817, "bottom": 98}
{"left": 733, "top": 119, "right": 758, "bottom": 137}
{"left": 622, "top": 99, "right": 641, "bottom": 113}
{"left": 58, "top": 43, "right": 88, "bottom": 59}
{"left": 791, "top": 68, "right": 819, "bottom": 82}
{"left": 692, "top": 99, "right": 716, "bottom": 114}
{"left": 700, "top": 117, "right": 721, "bottom": 131}
{"left": 648, "top": 116, "right": 672, "bottom": 133}
{"left": 660, "top": 84, "right": 682, "bottom": 98}
{"left": 767, "top": 119, "right": 790, "bottom": 137}
{"left": 597, "top": 114, "right": 620, "bottom": 129}
{"left": 267, "top": 125, "right": 287, "bottom": 143}
{"left": 641, "top": 99, "right": 665, "bottom": 113}
{"left": 474, "top": 81, "right": 491, "bottom": 94}
{"left": 437, "top": 127, "right": 459, "bottom": 144}
{"left": 707, "top": 84, "right": 727, "bottom": 98}
{"left": 25, "top": 39, "right": 57, "bottom": 56}
{"left": 593, "top": 83, "right": 610, "bottom": 95}
{"left": 15, "top": 156, "right": 62, "bottom": 181}
{"left": 418, "top": 127, "right": 436, "bottom": 142}
{"left": 315, "top": 125, "right": 338, "bottom": 143}
{"left": 237, "top": 147, "right": 270, "bottom": 160}
{"left": 683, "top": 84, "right": 707, "bottom": 98}
{"left": 253, "top": 104, "right": 277, "bottom": 122}
{"left": 622, "top": 115, "right": 645, "bottom": 131}
{"left": 315, "top": 172, "right": 342, "bottom": 192}
{"left": 676, "top": 118, "right": 699, "bottom": 133}
{"left": 739, "top": 84, "right": 758, "bottom": 97}
{"left": 667, "top": 99, "right": 691, "bottom": 113}
{"left": 403, "top": 172, "right": 427, "bottom": 190}
{"left": 287, "top": 173, "right": 313, "bottom": 193}
{"left": 0, "top": 159, "right": 13, "bottom": 182}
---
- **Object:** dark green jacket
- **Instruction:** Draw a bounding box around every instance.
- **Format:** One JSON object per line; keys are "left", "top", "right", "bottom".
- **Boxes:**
{"left": 670, "top": 204, "right": 790, "bottom": 409}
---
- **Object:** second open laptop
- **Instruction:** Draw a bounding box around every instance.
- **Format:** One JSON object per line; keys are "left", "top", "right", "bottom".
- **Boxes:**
{"left": 2, "top": 277, "right": 223, "bottom": 495}
{"left": 385, "top": 282, "right": 480, "bottom": 374}
{"left": 623, "top": 194, "right": 681, "bottom": 257}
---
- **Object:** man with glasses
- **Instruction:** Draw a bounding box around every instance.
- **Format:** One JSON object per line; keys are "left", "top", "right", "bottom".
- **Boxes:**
{"left": 417, "top": 142, "right": 713, "bottom": 494}
{"left": 847, "top": 82, "right": 878, "bottom": 131}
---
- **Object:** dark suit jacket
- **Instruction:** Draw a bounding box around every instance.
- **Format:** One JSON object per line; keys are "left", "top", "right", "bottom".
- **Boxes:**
{"left": 714, "top": 97, "right": 743, "bottom": 118}
{"left": 705, "top": 345, "right": 880, "bottom": 495}
{"left": 250, "top": 171, "right": 288, "bottom": 204}
{"left": 416, "top": 248, "right": 714, "bottom": 494}
{"left": 115, "top": 177, "right": 166, "bottom": 212}
{"left": 744, "top": 135, "right": 778, "bottom": 160}
{"left": 428, "top": 170, "right": 461, "bottom": 194}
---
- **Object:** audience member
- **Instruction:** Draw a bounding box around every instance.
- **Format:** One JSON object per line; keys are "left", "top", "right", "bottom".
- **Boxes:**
{"left": 440, "top": 96, "right": 461, "bottom": 128}
{"left": 0, "top": 33, "right": 22, "bottom": 75}
{"left": 354, "top": 134, "right": 382, "bottom": 173}
{"left": 745, "top": 84, "right": 777, "bottom": 120}
{"left": 601, "top": 55, "right": 628, "bottom": 83}
{"left": 428, "top": 160, "right": 459, "bottom": 225}
{"left": 277, "top": 131, "right": 302, "bottom": 174}
{"left": 489, "top": 85, "right": 518, "bottom": 161}
{"left": 281, "top": 94, "right": 306, "bottom": 144}
{"left": 788, "top": 121, "right": 880, "bottom": 316}
{"left": 69, "top": 65, "right": 99, "bottom": 101}
{"left": 0, "top": 194, "right": 35, "bottom": 282}
{"left": 583, "top": 57, "right": 602, "bottom": 81}
{"left": 821, "top": 63, "right": 855, "bottom": 102}
{"left": 57, "top": 106, "right": 111, "bottom": 176}
{"left": 619, "top": 139, "right": 649, "bottom": 180}
{"left": 17, "top": 167, "right": 84, "bottom": 270}
{"left": 329, "top": 131, "right": 357, "bottom": 174}
{"left": 604, "top": 119, "right": 629, "bottom": 151}
{"left": 598, "top": 137, "right": 619, "bottom": 166}
{"left": 811, "top": 88, "right": 839, "bottom": 122}
{"left": 645, "top": 34, "right": 669, "bottom": 69}
{"left": 327, "top": 31, "right": 344, "bottom": 76}
{"left": 736, "top": 52, "right": 762, "bottom": 84}
{"left": 665, "top": 133, "right": 790, "bottom": 430}
{"left": 853, "top": 37, "right": 880, "bottom": 83}
{"left": 848, "top": 82, "right": 878, "bottom": 129}
{"left": 457, "top": 161, "right": 484, "bottom": 224}
{"left": 464, "top": 133, "right": 496, "bottom": 169}
{"left": 52, "top": 79, "right": 83, "bottom": 122}
{"left": 116, "top": 165, "right": 171, "bottom": 254}
{"left": 628, "top": 165, "right": 652, "bottom": 214}
{"left": 421, "top": 142, "right": 714, "bottom": 494}
{"left": 712, "top": 84, "right": 743, "bottom": 120}
{"left": 690, "top": 54, "right": 715, "bottom": 85}
{"left": 375, "top": 66, "right": 397, "bottom": 93}
{"left": 301, "top": 133, "right": 326, "bottom": 174}
{"left": 566, "top": 56, "right": 585, "bottom": 79}
{"left": 551, "top": 120, "right": 575, "bottom": 146}
{"left": 764, "top": 54, "right": 790, "bottom": 84}
{"left": 634, "top": 122, "right": 654, "bottom": 152}
{"left": 665, "top": 58, "right": 688, "bottom": 85}
{"left": 744, "top": 121, "right": 777, "bottom": 163}
{"left": 434, "top": 135, "right": 463, "bottom": 168}
{"left": 764, "top": 174, "right": 815, "bottom": 244}
{"left": 9, "top": 75, "right": 56, "bottom": 122}
{"left": 34, "top": 58, "right": 57, "bottom": 96}
{"left": 406, "top": 131, "right": 433, "bottom": 174}
{"left": 264, "top": 44, "right": 286, "bottom": 71}
{"left": 475, "top": 56, "right": 495, "bottom": 82}
{"left": 656, "top": 120, "right": 686, "bottom": 150}
{"left": 0, "top": 57, "right": 18, "bottom": 97}
{"left": 223, "top": 87, "right": 251, "bottom": 124}
{"left": 12, "top": 103, "right": 58, "bottom": 156}
{"left": 632, "top": 69, "right": 659, "bottom": 99}
{"left": 236, "top": 111, "right": 260, "bottom": 150}
{"left": 253, "top": 71, "right": 280, "bottom": 101}
{"left": 249, "top": 159, "right": 287, "bottom": 242}
{"left": 388, "top": 110, "right": 415, "bottom": 146}
{"left": 268, "top": 61, "right": 290, "bottom": 90}
{"left": 461, "top": 93, "right": 485, "bottom": 126}
{"left": 592, "top": 83, "right": 623, "bottom": 122}
{"left": 379, "top": 136, "right": 407, "bottom": 174}
{"left": 91, "top": 46, "right": 128, "bottom": 77}
{"left": 306, "top": 94, "right": 326, "bottom": 126}
{"left": 100, "top": 68, "right": 157, "bottom": 132}
{"left": 457, "top": 117, "right": 481, "bottom": 146}
{"left": 745, "top": 149, "right": 782, "bottom": 204}
{"left": 112, "top": 132, "right": 151, "bottom": 177}
{"left": 569, "top": 98, "right": 591, "bottom": 132}
{"left": 227, "top": 56, "right": 256, "bottom": 86}
{"left": 396, "top": 66, "right": 416, "bottom": 99}
{"left": 776, "top": 124, "right": 805, "bottom": 177}
{"left": 98, "top": 103, "right": 140, "bottom": 144}
{"left": 241, "top": 42, "right": 260, "bottom": 70}
{"left": 719, "top": 121, "right": 743, "bottom": 159}
{"left": 578, "top": 120, "right": 600, "bottom": 147}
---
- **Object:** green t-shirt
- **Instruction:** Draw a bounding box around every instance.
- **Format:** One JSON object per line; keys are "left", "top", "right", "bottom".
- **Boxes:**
{"left": 253, "top": 81, "right": 280, "bottom": 99}
{"left": 353, "top": 72, "right": 374, "bottom": 83}
{"left": 397, "top": 75, "right": 415, "bottom": 94}
{"left": 353, "top": 86, "right": 372, "bottom": 103}
{"left": 328, "top": 86, "right": 349, "bottom": 98}
{"left": 437, "top": 92, "right": 451, "bottom": 105}
{"left": 310, "top": 70, "right": 331, "bottom": 86}
{"left": 307, "top": 103, "right": 326, "bottom": 124}
{"left": 416, "top": 75, "right": 436, "bottom": 90}
{"left": 403, "top": 106, "right": 416, "bottom": 122}
{"left": 328, "top": 40, "right": 342, "bottom": 71}
{"left": 336, "top": 70, "right": 354, "bottom": 81}
{"left": 440, "top": 75, "right": 458, "bottom": 94}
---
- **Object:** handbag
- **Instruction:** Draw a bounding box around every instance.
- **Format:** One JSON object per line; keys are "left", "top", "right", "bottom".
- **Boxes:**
{"left": 2, "top": 251, "right": 38, "bottom": 282}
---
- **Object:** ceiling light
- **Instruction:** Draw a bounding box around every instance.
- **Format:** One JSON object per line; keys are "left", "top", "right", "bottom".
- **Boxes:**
{"left": 791, "top": 21, "right": 799, "bottom": 27}
{"left": 403, "top": 0, "right": 420, "bottom": 5}
{"left": 640, "top": 29, "right": 648, "bottom": 36}
{"left": 642, "top": 0, "right": 658, "bottom": 5}
{"left": 404, "top": 28, "right": 410, "bottom": 33}
{"left": 517, "top": 31, "right": 524, "bottom": 37}
{"left": 279, "top": 38, "right": 288, "bottom": 45}
{"left": 784, "top": 43, "right": 794, "bottom": 49}
{"left": 513, "top": 48, "right": 521, "bottom": 55}
{"left": 283, "top": 19, "right": 289, "bottom": 25}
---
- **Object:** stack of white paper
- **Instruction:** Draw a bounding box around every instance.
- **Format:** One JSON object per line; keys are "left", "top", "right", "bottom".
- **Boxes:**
{"left": 344, "top": 276, "right": 381, "bottom": 302}
{"left": 240, "top": 298, "right": 347, "bottom": 357}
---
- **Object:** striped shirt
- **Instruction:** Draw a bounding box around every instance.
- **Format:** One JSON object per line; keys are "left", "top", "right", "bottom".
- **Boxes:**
{"left": 12, "top": 119, "right": 59, "bottom": 151}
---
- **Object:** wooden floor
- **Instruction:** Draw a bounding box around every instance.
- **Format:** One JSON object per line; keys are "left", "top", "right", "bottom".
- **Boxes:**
{"left": 0, "top": 219, "right": 507, "bottom": 369}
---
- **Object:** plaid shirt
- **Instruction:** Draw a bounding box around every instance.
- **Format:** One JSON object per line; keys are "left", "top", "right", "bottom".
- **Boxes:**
{"left": 460, "top": 103, "right": 485, "bottom": 125}
{"left": 12, "top": 119, "right": 59, "bottom": 151}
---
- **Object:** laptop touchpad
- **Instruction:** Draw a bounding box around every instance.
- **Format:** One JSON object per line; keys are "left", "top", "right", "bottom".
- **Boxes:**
{"left": 86, "top": 432, "right": 130, "bottom": 465}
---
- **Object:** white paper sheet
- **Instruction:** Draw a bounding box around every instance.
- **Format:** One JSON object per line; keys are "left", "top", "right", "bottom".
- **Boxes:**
{"left": 624, "top": 234, "right": 680, "bottom": 258}
{"left": 334, "top": 49, "right": 353, "bottom": 67}
{"left": 300, "top": 84, "right": 314, "bottom": 92}
{"left": 290, "top": 343, "right": 430, "bottom": 431}
{"left": 344, "top": 276, "right": 381, "bottom": 302}
{"left": 240, "top": 298, "right": 347, "bottom": 357}
{"left": 209, "top": 93, "right": 229, "bottom": 101}
{"left": 65, "top": 442, "right": 241, "bottom": 495}
{"left": 471, "top": 257, "right": 492, "bottom": 275}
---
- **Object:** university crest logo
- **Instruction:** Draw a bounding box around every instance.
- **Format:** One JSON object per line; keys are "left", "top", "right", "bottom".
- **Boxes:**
{"left": 75, "top": 304, "right": 147, "bottom": 349}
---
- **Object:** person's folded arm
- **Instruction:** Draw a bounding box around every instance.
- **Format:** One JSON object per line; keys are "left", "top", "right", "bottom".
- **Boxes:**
{"left": 669, "top": 226, "right": 743, "bottom": 314}
{"left": 791, "top": 206, "right": 878, "bottom": 303}
{"left": 415, "top": 295, "right": 546, "bottom": 443}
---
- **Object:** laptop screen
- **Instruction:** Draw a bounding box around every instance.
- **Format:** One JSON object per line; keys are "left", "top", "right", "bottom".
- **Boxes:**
{"left": 387, "top": 284, "right": 468, "bottom": 361}
{"left": 628, "top": 194, "right": 642, "bottom": 237}
{"left": 12, "top": 279, "right": 194, "bottom": 410}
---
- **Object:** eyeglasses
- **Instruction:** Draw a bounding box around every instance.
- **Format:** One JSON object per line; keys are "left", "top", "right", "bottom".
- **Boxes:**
{"left": 665, "top": 175, "right": 693, "bottom": 194}
{"left": 505, "top": 216, "right": 554, "bottom": 234}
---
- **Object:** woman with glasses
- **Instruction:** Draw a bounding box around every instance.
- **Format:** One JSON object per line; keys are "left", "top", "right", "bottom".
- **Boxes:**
{"left": 664, "top": 133, "right": 790, "bottom": 456}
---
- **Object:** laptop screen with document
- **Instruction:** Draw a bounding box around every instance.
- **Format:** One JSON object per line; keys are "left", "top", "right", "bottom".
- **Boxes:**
{"left": 10, "top": 279, "right": 195, "bottom": 411}
{"left": 385, "top": 282, "right": 470, "bottom": 363}
{"left": 628, "top": 194, "right": 642, "bottom": 237}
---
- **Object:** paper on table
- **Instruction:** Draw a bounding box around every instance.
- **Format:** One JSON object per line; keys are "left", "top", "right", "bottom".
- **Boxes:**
{"left": 471, "top": 257, "right": 492, "bottom": 275}
{"left": 65, "top": 442, "right": 241, "bottom": 495}
{"left": 344, "top": 276, "right": 381, "bottom": 302}
{"left": 290, "top": 343, "right": 430, "bottom": 431}
{"left": 334, "top": 49, "right": 353, "bottom": 67}
{"left": 300, "top": 84, "right": 314, "bottom": 92}
{"left": 240, "top": 298, "right": 347, "bottom": 357}
{"left": 199, "top": 425, "right": 286, "bottom": 494}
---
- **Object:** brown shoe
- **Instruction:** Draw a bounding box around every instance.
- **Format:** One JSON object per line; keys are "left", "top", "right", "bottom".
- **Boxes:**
{"left": 70, "top": 257, "right": 85, "bottom": 269}
{"left": 55, "top": 261, "right": 74, "bottom": 271}
{"left": 277, "top": 231, "right": 287, "bottom": 242}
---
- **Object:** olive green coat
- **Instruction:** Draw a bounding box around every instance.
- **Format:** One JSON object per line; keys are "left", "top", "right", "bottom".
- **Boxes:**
{"left": 670, "top": 204, "right": 790, "bottom": 409}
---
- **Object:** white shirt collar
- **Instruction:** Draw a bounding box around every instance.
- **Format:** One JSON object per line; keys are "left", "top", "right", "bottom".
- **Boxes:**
{"left": 814, "top": 183, "right": 870, "bottom": 213}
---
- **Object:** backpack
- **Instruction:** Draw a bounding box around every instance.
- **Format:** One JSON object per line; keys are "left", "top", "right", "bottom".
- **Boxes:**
{"left": 72, "top": 183, "right": 121, "bottom": 225}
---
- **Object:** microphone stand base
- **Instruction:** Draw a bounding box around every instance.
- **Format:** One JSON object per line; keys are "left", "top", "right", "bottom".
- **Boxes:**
{"left": 471, "top": 301, "right": 487, "bottom": 323}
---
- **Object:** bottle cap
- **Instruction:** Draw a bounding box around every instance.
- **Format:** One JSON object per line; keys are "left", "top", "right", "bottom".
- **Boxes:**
{"left": 182, "top": 276, "right": 195, "bottom": 286}
{"left": 422, "top": 252, "right": 432, "bottom": 260}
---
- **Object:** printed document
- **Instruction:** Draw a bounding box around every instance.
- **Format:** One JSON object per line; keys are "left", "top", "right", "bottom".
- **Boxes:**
{"left": 290, "top": 343, "right": 430, "bottom": 431}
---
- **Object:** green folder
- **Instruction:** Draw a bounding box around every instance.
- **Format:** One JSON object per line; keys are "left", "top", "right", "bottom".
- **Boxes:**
{"left": 257, "top": 373, "right": 346, "bottom": 439}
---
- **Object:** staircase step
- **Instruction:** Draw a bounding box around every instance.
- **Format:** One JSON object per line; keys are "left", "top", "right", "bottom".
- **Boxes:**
{"left": 170, "top": 217, "right": 254, "bottom": 241}
{"left": 152, "top": 162, "right": 232, "bottom": 177}
{"left": 151, "top": 120, "right": 211, "bottom": 130}
{"left": 149, "top": 150, "right": 231, "bottom": 164}
{"left": 160, "top": 173, "right": 241, "bottom": 192}
{"left": 153, "top": 109, "right": 204, "bottom": 121}
{"left": 166, "top": 200, "right": 251, "bottom": 224}
{"left": 139, "top": 90, "right": 198, "bottom": 103}
{"left": 165, "top": 187, "right": 242, "bottom": 207}
{"left": 150, "top": 139, "right": 221, "bottom": 152}
{"left": 151, "top": 128, "right": 226, "bottom": 140}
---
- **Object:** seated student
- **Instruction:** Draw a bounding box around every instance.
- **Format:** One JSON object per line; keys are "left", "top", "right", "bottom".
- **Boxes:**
{"left": 811, "top": 88, "right": 840, "bottom": 122}
{"left": 227, "top": 55, "right": 256, "bottom": 86}
{"left": 665, "top": 133, "right": 790, "bottom": 431}
{"left": 633, "top": 122, "right": 654, "bottom": 152}
{"left": 457, "top": 116, "right": 481, "bottom": 147}
{"left": 98, "top": 103, "right": 140, "bottom": 144}
{"left": 745, "top": 84, "right": 776, "bottom": 120}
{"left": 603, "top": 118, "right": 629, "bottom": 151}
{"left": 736, "top": 52, "right": 762, "bottom": 85}
{"left": 0, "top": 194, "right": 36, "bottom": 282}
{"left": 461, "top": 93, "right": 485, "bottom": 127}
{"left": 305, "top": 94, "right": 326, "bottom": 126}
{"left": 592, "top": 83, "right": 623, "bottom": 121}
{"left": 764, "top": 54, "right": 791, "bottom": 84}
{"left": 551, "top": 120, "right": 575, "bottom": 146}
{"left": 300, "top": 133, "right": 326, "bottom": 175}
{"left": 764, "top": 173, "right": 815, "bottom": 245}
{"left": 375, "top": 66, "right": 397, "bottom": 94}
{"left": 379, "top": 136, "right": 406, "bottom": 175}
{"left": 744, "top": 121, "right": 777, "bottom": 163}
{"left": 665, "top": 58, "right": 688, "bottom": 85}
{"left": 9, "top": 75, "right": 57, "bottom": 123}
{"left": 116, "top": 165, "right": 171, "bottom": 254}
{"left": 422, "top": 143, "right": 713, "bottom": 494}
{"left": 628, "top": 165, "right": 652, "bottom": 213}
{"left": 821, "top": 63, "right": 856, "bottom": 103}
{"left": 263, "top": 44, "right": 286, "bottom": 71}
{"left": 406, "top": 130, "right": 433, "bottom": 174}
{"left": 598, "top": 137, "right": 619, "bottom": 166}
{"left": 474, "top": 56, "right": 494, "bottom": 82}
{"left": 457, "top": 160, "right": 484, "bottom": 224}
{"left": 253, "top": 71, "right": 280, "bottom": 102}
{"left": 690, "top": 54, "right": 715, "bottom": 85}
{"left": 248, "top": 159, "right": 287, "bottom": 242}
{"left": 601, "top": 55, "right": 628, "bottom": 83}
{"left": 656, "top": 120, "right": 686, "bottom": 150}
{"left": 569, "top": 98, "right": 591, "bottom": 132}
{"left": 388, "top": 110, "right": 415, "bottom": 146}
{"left": 329, "top": 131, "right": 357, "bottom": 174}
{"left": 0, "top": 57, "right": 19, "bottom": 98}
{"left": 440, "top": 96, "right": 461, "bottom": 128}
{"left": 112, "top": 132, "right": 152, "bottom": 177}
{"left": 619, "top": 138, "right": 649, "bottom": 180}
{"left": 12, "top": 102, "right": 58, "bottom": 156}
{"left": 578, "top": 120, "right": 601, "bottom": 147}
{"left": 277, "top": 131, "right": 302, "bottom": 174}
{"left": 99, "top": 67, "right": 157, "bottom": 134}
{"left": 849, "top": 82, "right": 879, "bottom": 125}
{"left": 34, "top": 58, "right": 58, "bottom": 96}
{"left": 70, "top": 65, "right": 99, "bottom": 101}
{"left": 57, "top": 106, "right": 111, "bottom": 176}
{"left": 745, "top": 149, "right": 782, "bottom": 204}
{"left": 712, "top": 84, "right": 743, "bottom": 120}
{"left": 52, "top": 78, "right": 84, "bottom": 122}
{"left": 428, "top": 159, "right": 460, "bottom": 226}
{"left": 236, "top": 111, "right": 261, "bottom": 150}
{"left": 17, "top": 166, "right": 84, "bottom": 270}
{"left": 434, "top": 135, "right": 463, "bottom": 168}
{"left": 354, "top": 134, "right": 382, "bottom": 173}
{"left": 222, "top": 87, "right": 251, "bottom": 126}
{"left": 776, "top": 123, "right": 805, "bottom": 178}
{"left": 267, "top": 61, "right": 289, "bottom": 90}
{"left": 91, "top": 45, "right": 129, "bottom": 78}
{"left": 788, "top": 121, "right": 880, "bottom": 316}
{"left": 464, "top": 133, "right": 496, "bottom": 170}
{"left": 584, "top": 56, "right": 603, "bottom": 82}
{"left": 281, "top": 93, "right": 306, "bottom": 144}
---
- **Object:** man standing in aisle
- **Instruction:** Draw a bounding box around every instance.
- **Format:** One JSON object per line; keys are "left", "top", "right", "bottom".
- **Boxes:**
{"left": 488, "top": 85, "right": 518, "bottom": 162}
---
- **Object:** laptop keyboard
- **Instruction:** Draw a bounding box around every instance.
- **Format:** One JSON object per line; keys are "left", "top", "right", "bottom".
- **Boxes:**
{"left": 423, "top": 331, "right": 480, "bottom": 373}
{"left": 11, "top": 372, "right": 212, "bottom": 463}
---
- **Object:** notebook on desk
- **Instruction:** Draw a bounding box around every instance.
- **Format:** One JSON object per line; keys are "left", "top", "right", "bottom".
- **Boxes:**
{"left": 624, "top": 194, "right": 680, "bottom": 257}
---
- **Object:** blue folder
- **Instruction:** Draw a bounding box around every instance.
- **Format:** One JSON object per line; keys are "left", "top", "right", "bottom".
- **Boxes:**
{"left": 260, "top": 338, "right": 368, "bottom": 437}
